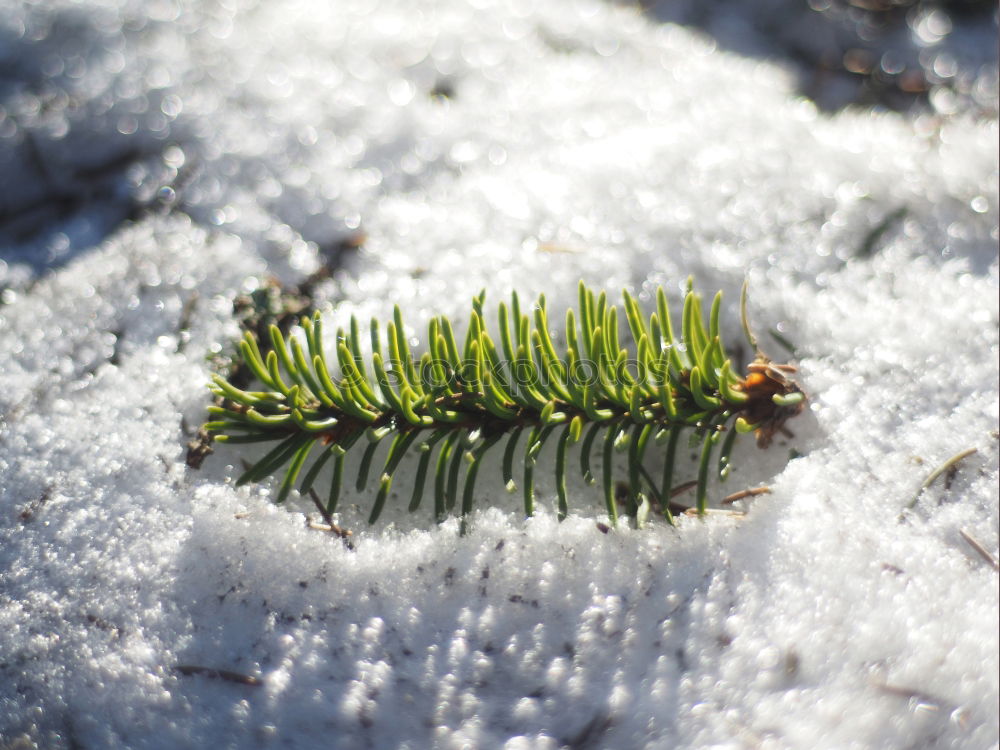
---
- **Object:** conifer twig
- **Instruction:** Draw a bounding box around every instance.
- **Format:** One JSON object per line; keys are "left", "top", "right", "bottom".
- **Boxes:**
{"left": 205, "top": 281, "right": 806, "bottom": 527}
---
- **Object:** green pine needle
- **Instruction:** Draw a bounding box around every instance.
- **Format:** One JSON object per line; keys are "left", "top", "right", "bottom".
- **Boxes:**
{"left": 205, "top": 281, "right": 806, "bottom": 527}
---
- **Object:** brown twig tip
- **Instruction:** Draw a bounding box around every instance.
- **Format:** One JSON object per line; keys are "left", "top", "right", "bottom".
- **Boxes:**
{"left": 738, "top": 361, "right": 807, "bottom": 449}
{"left": 721, "top": 486, "right": 772, "bottom": 505}
{"left": 173, "top": 665, "right": 263, "bottom": 686}
{"left": 307, "top": 489, "right": 353, "bottom": 538}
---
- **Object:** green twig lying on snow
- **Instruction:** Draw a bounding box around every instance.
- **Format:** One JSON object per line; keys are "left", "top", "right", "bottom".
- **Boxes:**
{"left": 204, "top": 280, "right": 806, "bottom": 528}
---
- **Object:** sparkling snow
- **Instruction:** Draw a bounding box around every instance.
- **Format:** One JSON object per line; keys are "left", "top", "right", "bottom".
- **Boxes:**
{"left": 0, "top": 1, "right": 997, "bottom": 748}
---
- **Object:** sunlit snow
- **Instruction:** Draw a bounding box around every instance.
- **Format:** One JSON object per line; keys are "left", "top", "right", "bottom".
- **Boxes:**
{"left": 0, "top": 1, "right": 997, "bottom": 748}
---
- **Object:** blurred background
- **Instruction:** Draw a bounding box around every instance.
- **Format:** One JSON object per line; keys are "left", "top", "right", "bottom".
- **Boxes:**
{"left": 0, "top": 0, "right": 996, "bottom": 286}
{"left": 627, "top": 0, "right": 997, "bottom": 113}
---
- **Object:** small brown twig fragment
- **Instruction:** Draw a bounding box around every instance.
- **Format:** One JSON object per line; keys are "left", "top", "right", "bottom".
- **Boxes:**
{"left": 19, "top": 486, "right": 51, "bottom": 523}
{"left": 668, "top": 480, "right": 699, "bottom": 498}
{"left": 681, "top": 507, "right": 746, "bottom": 518}
{"left": 307, "top": 488, "right": 332, "bottom": 525}
{"left": 173, "top": 665, "right": 262, "bottom": 686}
{"left": 664, "top": 480, "right": 700, "bottom": 516}
{"left": 307, "top": 489, "right": 354, "bottom": 542}
{"left": 633, "top": 468, "right": 699, "bottom": 516}
{"left": 185, "top": 426, "right": 215, "bottom": 469}
{"left": 958, "top": 529, "right": 999, "bottom": 572}
{"left": 907, "top": 448, "right": 978, "bottom": 509}
{"left": 307, "top": 520, "right": 354, "bottom": 539}
{"left": 721, "top": 486, "right": 772, "bottom": 505}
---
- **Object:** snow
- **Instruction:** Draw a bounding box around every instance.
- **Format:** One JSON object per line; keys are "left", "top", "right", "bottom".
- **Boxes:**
{"left": 0, "top": 1, "right": 997, "bottom": 748}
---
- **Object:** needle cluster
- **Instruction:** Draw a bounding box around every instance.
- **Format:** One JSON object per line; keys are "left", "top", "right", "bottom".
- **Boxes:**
{"left": 204, "top": 280, "right": 805, "bottom": 528}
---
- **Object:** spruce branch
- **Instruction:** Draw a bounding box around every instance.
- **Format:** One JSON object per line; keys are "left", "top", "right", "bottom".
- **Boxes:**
{"left": 205, "top": 281, "right": 806, "bottom": 528}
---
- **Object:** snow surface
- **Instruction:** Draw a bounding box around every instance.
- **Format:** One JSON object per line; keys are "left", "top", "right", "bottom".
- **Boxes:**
{"left": 0, "top": 1, "right": 997, "bottom": 748}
